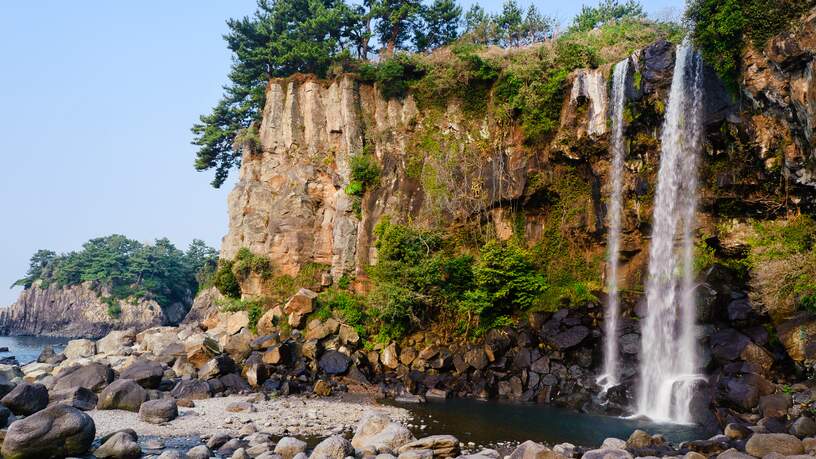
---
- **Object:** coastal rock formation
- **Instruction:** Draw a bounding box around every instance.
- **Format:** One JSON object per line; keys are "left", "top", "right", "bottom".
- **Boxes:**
{"left": 0, "top": 282, "right": 178, "bottom": 338}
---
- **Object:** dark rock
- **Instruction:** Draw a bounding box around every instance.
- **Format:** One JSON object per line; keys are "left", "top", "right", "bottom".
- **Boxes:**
{"left": 759, "top": 393, "right": 792, "bottom": 418}
{"left": 1, "top": 404, "right": 95, "bottom": 459}
{"left": 710, "top": 329, "right": 751, "bottom": 362}
{"left": 642, "top": 39, "right": 675, "bottom": 90}
{"left": 721, "top": 375, "right": 760, "bottom": 411}
{"left": 619, "top": 333, "right": 639, "bottom": 355}
{"left": 319, "top": 351, "right": 351, "bottom": 375}
{"left": 52, "top": 362, "right": 114, "bottom": 392}
{"left": 37, "top": 345, "right": 66, "bottom": 365}
{"left": 726, "top": 298, "right": 753, "bottom": 322}
{"left": 120, "top": 359, "right": 164, "bottom": 389}
{"left": 199, "top": 355, "right": 237, "bottom": 380}
{"left": 139, "top": 398, "right": 178, "bottom": 424}
{"left": 170, "top": 379, "right": 211, "bottom": 400}
{"left": 94, "top": 430, "right": 141, "bottom": 459}
{"left": 219, "top": 373, "right": 251, "bottom": 393}
{"left": 0, "top": 404, "right": 11, "bottom": 428}
{"left": 0, "top": 382, "right": 48, "bottom": 415}
{"left": 464, "top": 348, "right": 488, "bottom": 370}
{"left": 48, "top": 386, "right": 98, "bottom": 411}
{"left": 97, "top": 379, "right": 148, "bottom": 412}
{"left": 551, "top": 326, "right": 589, "bottom": 350}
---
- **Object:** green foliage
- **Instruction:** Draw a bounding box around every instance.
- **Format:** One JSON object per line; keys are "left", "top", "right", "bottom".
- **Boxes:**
{"left": 359, "top": 53, "right": 425, "bottom": 99}
{"left": 233, "top": 247, "right": 274, "bottom": 279}
{"left": 470, "top": 240, "right": 546, "bottom": 311}
{"left": 318, "top": 289, "right": 369, "bottom": 337}
{"left": 217, "top": 297, "right": 264, "bottom": 332}
{"left": 345, "top": 152, "right": 381, "bottom": 197}
{"left": 462, "top": 0, "right": 554, "bottom": 46}
{"left": 213, "top": 260, "right": 242, "bottom": 299}
{"left": 413, "top": 0, "right": 463, "bottom": 51}
{"left": 571, "top": 0, "right": 645, "bottom": 32}
{"left": 687, "top": 0, "right": 815, "bottom": 92}
{"left": 13, "top": 235, "right": 217, "bottom": 309}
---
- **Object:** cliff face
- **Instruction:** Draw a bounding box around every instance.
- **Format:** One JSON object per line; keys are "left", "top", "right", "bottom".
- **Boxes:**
{"left": 0, "top": 282, "right": 174, "bottom": 338}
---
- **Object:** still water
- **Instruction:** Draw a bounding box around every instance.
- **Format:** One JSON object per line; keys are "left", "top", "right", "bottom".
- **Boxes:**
{"left": 394, "top": 398, "right": 713, "bottom": 448}
{"left": 0, "top": 335, "right": 69, "bottom": 364}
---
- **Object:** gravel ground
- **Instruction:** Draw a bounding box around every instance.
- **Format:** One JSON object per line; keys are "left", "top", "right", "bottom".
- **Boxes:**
{"left": 90, "top": 394, "right": 411, "bottom": 440}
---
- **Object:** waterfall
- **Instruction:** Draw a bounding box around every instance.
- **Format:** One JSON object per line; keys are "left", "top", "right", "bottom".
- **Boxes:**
{"left": 598, "top": 58, "right": 629, "bottom": 392}
{"left": 635, "top": 39, "right": 705, "bottom": 424}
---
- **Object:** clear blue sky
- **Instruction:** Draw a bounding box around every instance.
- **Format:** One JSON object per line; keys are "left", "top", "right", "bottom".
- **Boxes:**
{"left": 0, "top": 0, "right": 683, "bottom": 307}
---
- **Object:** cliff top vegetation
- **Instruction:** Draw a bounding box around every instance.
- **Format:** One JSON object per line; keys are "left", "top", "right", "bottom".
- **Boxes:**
{"left": 192, "top": 0, "right": 676, "bottom": 187}
{"left": 13, "top": 235, "right": 217, "bottom": 314}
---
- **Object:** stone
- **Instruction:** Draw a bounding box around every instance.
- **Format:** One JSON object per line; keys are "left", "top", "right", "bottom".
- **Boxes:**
{"left": 714, "top": 449, "right": 754, "bottom": 459}
{"left": 339, "top": 324, "right": 360, "bottom": 345}
{"left": 683, "top": 452, "right": 706, "bottom": 459}
{"left": 579, "top": 449, "right": 633, "bottom": 459}
{"left": 226, "top": 401, "right": 256, "bottom": 413}
{"left": 398, "top": 449, "right": 433, "bottom": 459}
{"left": 319, "top": 350, "right": 351, "bottom": 375}
{"left": 551, "top": 326, "right": 589, "bottom": 350}
{"left": 382, "top": 343, "right": 399, "bottom": 369}
{"left": 37, "top": 345, "right": 65, "bottom": 365}
{"left": 48, "top": 386, "right": 98, "bottom": 411}
{"left": 724, "top": 423, "right": 753, "bottom": 440}
{"left": 97, "top": 329, "right": 136, "bottom": 355}
{"left": 1, "top": 382, "right": 48, "bottom": 415}
{"left": 139, "top": 398, "right": 178, "bottom": 423}
{"left": 158, "top": 450, "right": 188, "bottom": 459}
{"left": 97, "top": 379, "right": 148, "bottom": 412}
{"left": 200, "top": 355, "right": 238, "bottom": 380}
{"left": 600, "top": 438, "right": 626, "bottom": 449}
{"left": 352, "top": 411, "right": 415, "bottom": 453}
{"left": 94, "top": 430, "right": 142, "bottom": 459}
{"left": 314, "top": 380, "right": 332, "bottom": 396}
{"left": 251, "top": 334, "right": 280, "bottom": 350}
{"left": 187, "top": 445, "right": 212, "bottom": 459}
{"left": 226, "top": 310, "right": 250, "bottom": 335}
{"left": 263, "top": 345, "right": 289, "bottom": 365}
{"left": 171, "top": 379, "right": 211, "bottom": 400}
{"left": 220, "top": 373, "right": 251, "bottom": 393}
{"left": 507, "top": 440, "right": 564, "bottom": 459}
{"left": 398, "top": 435, "right": 460, "bottom": 458}
{"left": 244, "top": 353, "right": 270, "bottom": 387}
{"left": 120, "top": 359, "right": 165, "bottom": 389}
{"left": 626, "top": 429, "right": 651, "bottom": 449}
{"left": 710, "top": 329, "right": 751, "bottom": 362}
{"left": 52, "top": 362, "right": 114, "bottom": 392}
{"left": 309, "top": 435, "right": 354, "bottom": 459}
{"left": 222, "top": 328, "right": 255, "bottom": 361}
{"left": 63, "top": 339, "right": 96, "bottom": 359}
{"left": 791, "top": 416, "right": 816, "bottom": 437}
{"left": 464, "top": 347, "right": 488, "bottom": 370}
{"left": 460, "top": 449, "right": 500, "bottom": 459}
{"left": 207, "top": 432, "right": 232, "bottom": 449}
{"left": 232, "top": 448, "right": 251, "bottom": 459}
{"left": 1, "top": 404, "right": 95, "bottom": 459}
{"left": 186, "top": 336, "right": 221, "bottom": 368}
{"left": 745, "top": 433, "right": 804, "bottom": 457}
{"left": 256, "top": 306, "right": 284, "bottom": 336}
{"left": 275, "top": 437, "right": 308, "bottom": 459}
{"left": 619, "top": 334, "right": 639, "bottom": 355}
{"left": 306, "top": 318, "right": 340, "bottom": 341}
{"left": 759, "top": 394, "right": 792, "bottom": 418}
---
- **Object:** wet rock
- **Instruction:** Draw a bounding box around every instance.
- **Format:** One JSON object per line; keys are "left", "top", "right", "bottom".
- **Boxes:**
{"left": 158, "top": 450, "right": 188, "bottom": 459}
{"left": 1, "top": 382, "right": 48, "bottom": 415}
{"left": 120, "top": 359, "right": 165, "bottom": 389}
{"left": 626, "top": 430, "right": 651, "bottom": 449}
{"left": 619, "top": 334, "right": 639, "bottom": 355}
{"left": 275, "top": 437, "right": 307, "bottom": 459}
{"left": 52, "top": 362, "right": 114, "bottom": 392}
{"left": 310, "top": 435, "right": 354, "bottom": 459}
{"left": 94, "top": 430, "right": 142, "bottom": 459}
{"left": 171, "top": 379, "right": 211, "bottom": 400}
{"left": 1, "top": 404, "right": 95, "bottom": 459}
{"left": 710, "top": 329, "right": 751, "bottom": 362}
{"left": 97, "top": 379, "right": 148, "bottom": 412}
{"left": 319, "top": 350, "right": 351, "bottom": 375}
{"left": 399, "top": 435, "right": 459, "bottom": 458}
{"left": 552, "top": 326, "right": 589, "bottom": 350}
{"left": 139, "top": 398, "right": 178, "bottom": 424}
{"left": 745, "top": 433, "right": 804, "bottom": 457}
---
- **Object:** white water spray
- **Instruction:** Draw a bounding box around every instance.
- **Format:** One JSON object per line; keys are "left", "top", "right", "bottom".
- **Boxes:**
{"left": 598, "top": 58, "right": 629, "bottom": 392}
{"left": 635, "top": 40, "right": 705, "bottom": 424}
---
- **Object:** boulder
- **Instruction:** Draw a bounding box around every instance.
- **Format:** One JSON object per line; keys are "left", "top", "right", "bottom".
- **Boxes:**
{"left": 284, "top": 288, "right": 318, "bottom": 328}
{"left": 37, "top": 345, "right": 65, "bottom": 365}
{"left": 186, "top": 336, "right": 221, "bottom": 368}
{"left": 398, "top": 435, "right": 460, "bottom": 458}
{"left": 319, "top": 350, "right": 351, "bottom": 375}
{"left": 306, "top": 319, "right": 340, "bottom": 341}
{"left": 96, "top": 329, "right": 136, "bottom": 355}
{"left": 745, "top": 433, "right": 804, "bottom": 457}
{"left": 759, "top": 393, "right": 792, "bottom": 418}
{"left": 244, "top": 353, "right": 270, "bottom": 387}
{"left": 579, "top": 449, "right": 632, "bottom": 459}
{"left": 94, "top": 430, "right": 142, "bottom": 459}
{"left": 508, "top": 440, "right": 564, "bottom": 459}
{"left": 171, "top": 379, "right": 211, "bottom": 400}
{"left": 791, "top": 416, "right": 816, "bottom": 437}
{"left": 714, "top": 448, "right": 754, "bottom": 459}
{"left": 352, "top": 411, "right": 416, "bottom": 453}
{"left": 314, "top": 380, "right": 332, "bottom": 396}
{"left": 1, "top": 404, "right": 95, "bottom": 459}
{"left": 339, "top": 324, "right": 360, "bottom": 345}
{"left": 710, "top": 329, "right": 751, "bottom": 362}
{"left": 275, "top": 437, "right": 308, "bottom": 459}
{"left": 120, "top": 359, "right": 165, "bottom": 389}
{"left": 226, "top": 310, "right": 250, "bottom": 335}
{"left": 139, "top": 398, "right": 178, "bottom": 424}
{"left": 97, "top": 379, "right": 148, "bottom": 412}
{"left": 63, "top": 339, "right": 96, "bottom": 359}
{"left": 221, "top": 328, "right": 254, "bottom": 361}
{"left": 1, "top": 382, "right": 49, "bottom": 415}
{"left": 158, "top": 450, "right": 188, "bottom": 459}
{"left": 200, "top": 355, "right": 237, "bottom": 380}
{"left": 48, "top": 386, "right": 98, "bottom": 411}
{"left": 552, "top": 326, "right": 589, "bottom": 350}
{"left": 309, "top": 435, "right": 354, "bottom": 459}
{"left": 625, "top": 430, "right": 651, "bottom": 449}
{"left": 52, "top": 362, "right": 114, "bottom": 392}
{"left": 256, "top": 306, "right": 284, "bottom": 336}
{"left": 382, "top": 343, "right": 399, "bottom": 369}
{"left": 187, "top": 445, "right": 212, "bottom": 459}
{"left": 724, "top": 423, "right": 753, "bottom": 440}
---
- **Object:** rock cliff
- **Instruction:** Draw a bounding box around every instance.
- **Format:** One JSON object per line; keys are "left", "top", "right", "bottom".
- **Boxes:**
{"left": 0, "top": 282, "right": 173, "bottom": 338}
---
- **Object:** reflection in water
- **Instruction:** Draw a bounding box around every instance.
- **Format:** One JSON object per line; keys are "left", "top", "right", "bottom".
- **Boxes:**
{"left": 393, "top": 398, "right": 713, "bottom": 448}
{"left": 0, "top": 335, "right": 69, "bottom": 364}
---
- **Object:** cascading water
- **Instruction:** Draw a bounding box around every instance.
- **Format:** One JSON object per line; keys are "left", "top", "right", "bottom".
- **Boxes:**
{"left": 635, "top": 39, "right": 705, "bottom": 424}
{"left": 597, "top": 58, "right": 630, "bottom": 392}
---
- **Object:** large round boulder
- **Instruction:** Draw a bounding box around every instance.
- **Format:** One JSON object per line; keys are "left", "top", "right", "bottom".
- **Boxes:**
{"left": 48, "top": 386, "right": 98, "bottom": 411}
{"left": 0, "top": 382, "right": 48, "bottom": 415}
{"left": 52, "top": 362, "right": 114, "bottom": 392}
{"left": 138, "top": 398, "right": 178, "bottom": 424}
{"left": 97, "top": 379, "right": 148, "bottom": 412}
{"left": 318, "top": 351, "right": 351, "bottom": 375}
{"left": 1, "top": 404, "right": 95, "bottom": 459}
{"left": 309, "top": 435, "right": 354, "bottom": 459}
{"left": 94, "top": 430, "right": 141, "bottom": 459}
{"left": 745, "top": 433, "right": 804, "bottom": 457}
{"left": 170, "top": 378, "right": 211, "bottom": 400}
{"left": 119, "top": 359, "right": 164, "bottom": 389}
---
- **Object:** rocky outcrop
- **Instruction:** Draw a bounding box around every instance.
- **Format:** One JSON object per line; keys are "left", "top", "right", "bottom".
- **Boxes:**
{"left": 0, "top": 282, "right": 169, "bottom": 338}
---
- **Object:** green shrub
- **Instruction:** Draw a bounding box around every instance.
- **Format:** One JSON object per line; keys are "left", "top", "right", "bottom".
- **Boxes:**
{"left": 214, "top": 260, "right": 241, "bottom": 298}
{"left": 233, "top": 247, "right": 273, "bottom": 279}
{"left": 318, "top": 289, "right": 368, "bottom": 336}
{"left": 359, "top": 53, "right": 425, "bottom": 99}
